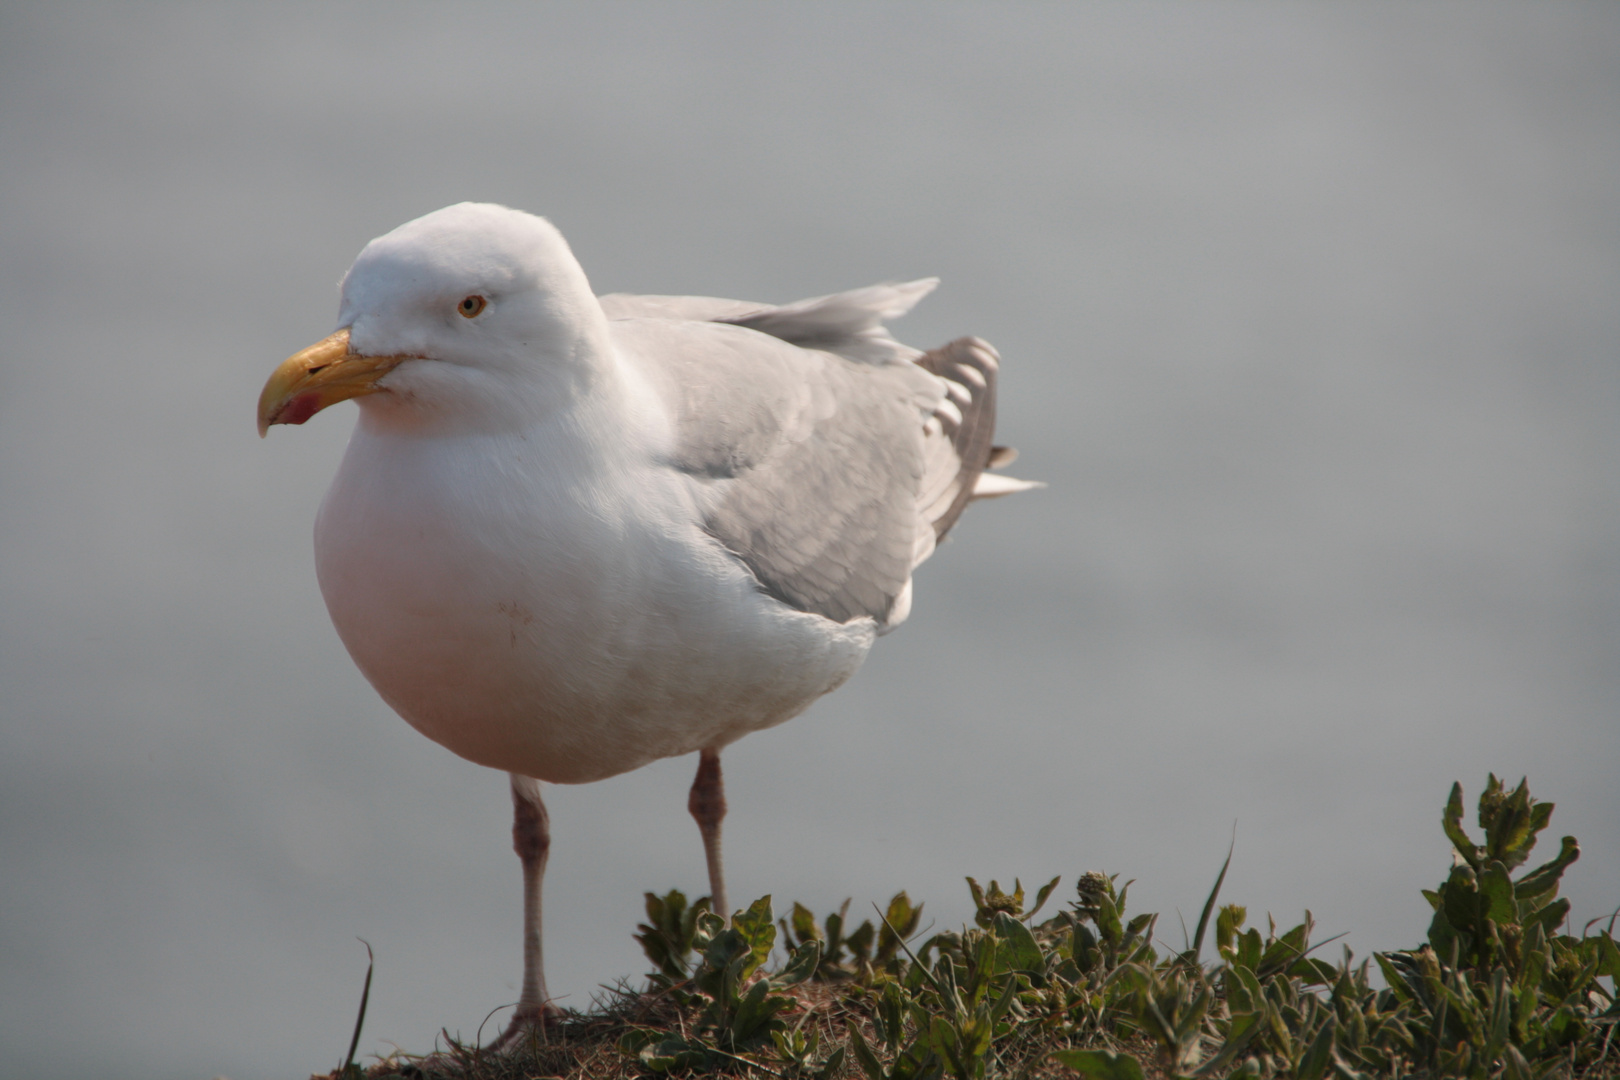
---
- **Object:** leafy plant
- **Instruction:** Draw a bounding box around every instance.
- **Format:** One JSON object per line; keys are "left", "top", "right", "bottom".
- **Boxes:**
{"left": 620, "top": 896, "right": 827, "bottom": 1074}
{"left": 325, "top": 775, "right": 1618, "bottom": 1080}
{"left": 635, "top": 888, "right": 714, "bottom": 985}
{"left": 1375, "top": 775, "right": 1620, "bottom": 1074}
{"left": 779, "top": 892, "right": 924, "bottom": 983}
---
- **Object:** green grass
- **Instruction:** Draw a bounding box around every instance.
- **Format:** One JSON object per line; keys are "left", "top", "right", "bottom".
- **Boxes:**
{"left": 321, "top": 776, "right": 1618, "bottom": 1080}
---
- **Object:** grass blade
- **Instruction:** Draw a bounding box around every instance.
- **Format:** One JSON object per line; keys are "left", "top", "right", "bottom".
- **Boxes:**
{"left": 341, "top": 940, "right": 374, "bottom": 1078}
{"left": 1190, "top": 833, "right": 1234, "bottom": 964}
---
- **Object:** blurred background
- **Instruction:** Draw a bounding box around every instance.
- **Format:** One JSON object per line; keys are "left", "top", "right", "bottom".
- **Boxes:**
{"left": 0, "top": 4, "right": 1615, "bottom": 1078}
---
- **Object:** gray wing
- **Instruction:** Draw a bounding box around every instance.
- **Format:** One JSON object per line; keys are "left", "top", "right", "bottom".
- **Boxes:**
{"left": 600, "top": 278, "right": 937, "bottom": 366}
{"left": 914, "top": 337, "right": 1000, "bottom": 541}
{"left": 604, "top": 281, "right": 1034, "bottom": 629}
{"left": 611, "top": 317, "right": 941, "bottom": 627}
{"left": 598, "top": 293, "right": 767, "bottom": 324}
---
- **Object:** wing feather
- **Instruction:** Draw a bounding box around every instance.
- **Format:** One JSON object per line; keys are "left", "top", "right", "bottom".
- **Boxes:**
{"left": 612, "top": 318, "right": 936, "bottom": 626}
{"left": 602, "top": 283, "right": 1034, "bottom": 631}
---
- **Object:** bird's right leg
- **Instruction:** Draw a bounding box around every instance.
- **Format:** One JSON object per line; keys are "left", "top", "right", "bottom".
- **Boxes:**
{"left": 496, "top": 772, "right": 559, "bottom": 1046}
{"left": 688, "top": 748, "right": 729, "bottom": 922}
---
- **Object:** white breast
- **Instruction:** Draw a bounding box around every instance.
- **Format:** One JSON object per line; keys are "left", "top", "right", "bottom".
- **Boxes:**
{"left": 313, "top": 409, "right": 876, "bottom": 785}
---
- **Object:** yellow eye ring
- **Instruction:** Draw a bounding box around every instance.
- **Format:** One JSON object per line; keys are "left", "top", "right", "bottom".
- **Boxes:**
{"left": 458, "top": 295, "right": 488, "bottom": 318}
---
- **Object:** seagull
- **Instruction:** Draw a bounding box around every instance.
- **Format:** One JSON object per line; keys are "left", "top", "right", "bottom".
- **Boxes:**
{"left": 257, "top": 202, "right": 1035, "bottom": 1041}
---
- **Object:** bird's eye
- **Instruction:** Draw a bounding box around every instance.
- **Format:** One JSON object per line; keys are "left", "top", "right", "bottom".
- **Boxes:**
{"left": 458, "top": 295, "right": 488, "bottom": 318}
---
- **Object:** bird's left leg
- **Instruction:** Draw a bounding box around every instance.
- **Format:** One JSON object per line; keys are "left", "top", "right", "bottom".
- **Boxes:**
{"left": 688, "top": 748, "right": 729, "bottom": 922}
{"left": 495, "top": 773, "right": 560, "bottom": 1047}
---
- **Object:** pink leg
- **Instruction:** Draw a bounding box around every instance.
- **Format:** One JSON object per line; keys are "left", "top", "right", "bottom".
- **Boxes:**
{"left": 499, "top": 773, "right": 558, "bottom": 1043}
{"left": 688, "top": 749, "right": 729, "bottom": 921}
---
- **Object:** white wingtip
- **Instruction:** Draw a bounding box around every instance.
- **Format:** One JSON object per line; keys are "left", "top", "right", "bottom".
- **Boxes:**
{"left": 878, "top": 278, "right": 940, "bottom": 320}
{"left": 970, "top": 473, "right": 1044, "bottom": 499}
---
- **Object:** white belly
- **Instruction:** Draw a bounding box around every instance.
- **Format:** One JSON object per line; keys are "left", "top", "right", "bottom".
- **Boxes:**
{"left": 313, "top": 421, "right": 875, "bottom": 784}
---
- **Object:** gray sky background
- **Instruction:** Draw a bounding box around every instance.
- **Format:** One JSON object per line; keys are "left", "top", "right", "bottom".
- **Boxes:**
{"left": 1, "top": 4, "right": 1616, "bottom": 1079}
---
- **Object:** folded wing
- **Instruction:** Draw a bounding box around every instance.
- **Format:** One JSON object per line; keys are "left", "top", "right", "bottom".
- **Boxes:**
{"left": 602, "top": 281, "right": 1036, "bottom": 631}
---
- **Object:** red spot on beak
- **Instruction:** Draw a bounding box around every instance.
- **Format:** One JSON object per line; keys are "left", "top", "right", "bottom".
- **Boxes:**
{"left": 280, "top": 393, "right": 322, "bottom": 426}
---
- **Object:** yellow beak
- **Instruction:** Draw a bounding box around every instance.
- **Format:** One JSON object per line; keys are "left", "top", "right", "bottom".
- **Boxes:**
{"left": 257, "top": 328, "right": 410, "bottom": 437}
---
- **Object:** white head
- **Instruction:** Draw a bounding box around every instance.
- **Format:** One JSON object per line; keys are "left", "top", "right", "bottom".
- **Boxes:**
{"left": 259, "top": 203, "right": 610, "bottom": 437}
